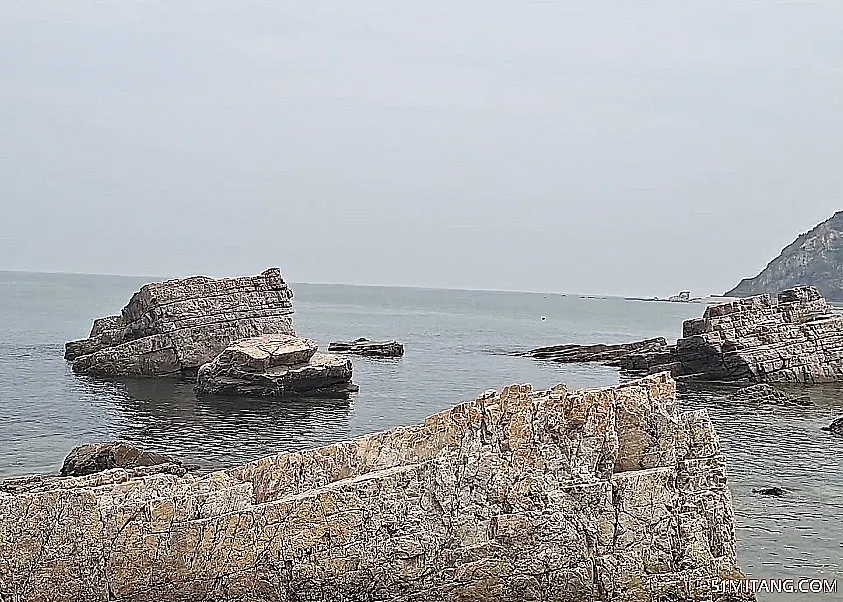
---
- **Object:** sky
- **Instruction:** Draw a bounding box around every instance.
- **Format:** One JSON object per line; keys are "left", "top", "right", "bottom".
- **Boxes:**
{"left": 2, "top": 1, "right": 842, "bottom": 297}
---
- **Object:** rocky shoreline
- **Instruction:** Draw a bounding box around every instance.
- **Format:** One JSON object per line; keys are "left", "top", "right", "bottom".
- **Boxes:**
{"left": 0, "top": 374, "right": 754, "bottom": 601}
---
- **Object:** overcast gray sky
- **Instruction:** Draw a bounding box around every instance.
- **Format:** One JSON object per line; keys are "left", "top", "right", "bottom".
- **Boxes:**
{"left": 2, "top": 1, "right": 841, "bottom": 297}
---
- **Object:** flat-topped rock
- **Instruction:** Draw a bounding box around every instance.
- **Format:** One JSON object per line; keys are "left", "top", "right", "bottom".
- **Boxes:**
{"left": 65, "top": 268, "right": 296, "bottom": 377}
{"left": 328, "top": 337, "right": 405, "bottom": 357}
{"left": 0, "top": 374, "right": 752, "bottom": 601}
{"left": 525, "top": 337, "right": 670, "bottom": 365}
{"left": 60, "top": 441, "right": 188, "bottom": 477}
{"left": 196, "top": 336, "right": 357, "bottom": 397}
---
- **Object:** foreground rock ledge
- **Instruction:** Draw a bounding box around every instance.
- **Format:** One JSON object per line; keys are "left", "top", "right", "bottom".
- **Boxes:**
{"left": 0, "top": 374, "right": 752, "bottom": 602}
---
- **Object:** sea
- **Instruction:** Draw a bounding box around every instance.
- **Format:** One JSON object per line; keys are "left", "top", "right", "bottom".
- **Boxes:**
{"left": 1, "top": 270, "right": 841, "bottom": 601}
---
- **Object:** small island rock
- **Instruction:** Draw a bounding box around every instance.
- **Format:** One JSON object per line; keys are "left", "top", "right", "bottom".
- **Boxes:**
{"left": 196, "top": 334, "right": 358, "bottom": 397}
{"left": 328, "top": 338, "right": 405, "bottom": 358}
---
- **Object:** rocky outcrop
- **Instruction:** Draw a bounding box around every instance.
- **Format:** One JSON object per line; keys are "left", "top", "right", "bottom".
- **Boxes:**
{"left": 0, "top": 374, "right": 751, "bottom": 601}
{"left": 651, "top": 286, "right": 843, "bottom": 383}
{"left": 328, "top": 337, "right": 405, "bottom": 357}
{"left": 727, "top": 384, "right": 812, "bottom": 406}
{"left": 822, "top": 417, "right": 843, "bottom": 436}
{"left": 195, "top": 334, "right": 358, "bottom": 397}
{"left": 60, "top": 442, "right": 188, "bottom": 477}
{"left": 65, "top": 268, "right": 296, "bottom": 377}
{"left": 525, "top": 337, "right": 671, "bottom": 366}
{"left": 726, "top": 210, "right": 843, "bottom": 301}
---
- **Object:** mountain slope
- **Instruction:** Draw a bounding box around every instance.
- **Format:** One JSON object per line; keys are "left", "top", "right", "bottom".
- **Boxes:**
{"left": 726, "top": 211, "right": 843, "bottom": 301}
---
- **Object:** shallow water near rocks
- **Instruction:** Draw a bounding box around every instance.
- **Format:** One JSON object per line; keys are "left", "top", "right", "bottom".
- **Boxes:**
{"left": 1, "top": 271, "right": 841, "bottom": 601}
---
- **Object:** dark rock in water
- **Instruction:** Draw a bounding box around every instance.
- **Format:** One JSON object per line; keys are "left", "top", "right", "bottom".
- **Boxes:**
{"left": 821, "top": 417, "right": 843, "bottom": 436}
{"left": 752, "top": 487, "right": 786, "bottom": 497}
{"left": 328, "top": 338, "right": 405, "bottom": 358}
{"left": 196, "top": 334, "right": 358, "bottom": 397}
{"left": 728, "top": 383, "right": 813, "bottom": 406}
{"left": 526, "top": 337, "right": 669, "bottom": 366}
{"left": 726, "top": 210, "right": 843, "bottom": 301}
{"left": 644, "top": 286, "right": 843, "bottom": 383}
{"left": 60, "top": 442, "right": 187, "bottom": 477}
{"left": 65, "top": 268, "right": 296, "bottom": 377}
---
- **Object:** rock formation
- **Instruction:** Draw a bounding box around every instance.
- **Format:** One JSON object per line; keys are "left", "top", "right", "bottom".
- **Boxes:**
{"left": 538, "top": 286, "right": 843, "bottom": 384}
{"left": 328, "top": 337, "right": 405, "bottom": 358}
{"left": 822, "top": 417, "right": 843, "bottom": 436}
{"left": 65, "top": 268, "right": 296, "bottom": 377}
{"left": 727, "top": 384, "right": 812, "bottom": 406}
{"left": 60, "top": 441, "right": 188, "bottom": 477}
{"left": 196, "top": 334, "right": 358, "bottom": 397}
{"left": 726, "top": 210, "right": 843, "bottom": 301}
{"left": 525, "top": 337, "right": 671, "bottom": 366}
{"left": 0, "top": 374, "right": 752, "bottom": 601}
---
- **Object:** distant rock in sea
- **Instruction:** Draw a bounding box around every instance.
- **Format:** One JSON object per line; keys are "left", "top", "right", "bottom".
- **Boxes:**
{"left": 327, "top": 338, "right": 405, "bottom": 358}
{"left": 726, "top": 210, "right": 843, "bottom": 301}
{"left": 65, "top": 268, "right": 296, "bottom": 377}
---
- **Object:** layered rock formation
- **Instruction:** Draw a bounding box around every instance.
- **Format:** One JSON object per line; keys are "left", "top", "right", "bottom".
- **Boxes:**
{"left": 726, "top": 210, "right": 843, "bottom": 301}
{"left": 65, "top": 268, "right": 296, "bottom": 377}
{"left": 0, "top": 374, "right": 751, "bottom": 601}
{"left": 537, "top": 286, "right": 843, "bottom": 384}
{"left": 196, "top": 334, "right": 358, "bottom": 397}
{"left": 328, "top": 337, "right": 405, "bottom": 358}
{"left": 526, "top": 337, "right": 671, "bottom": 367}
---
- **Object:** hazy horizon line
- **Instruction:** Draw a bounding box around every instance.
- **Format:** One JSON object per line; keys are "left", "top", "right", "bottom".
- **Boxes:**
{"left": 0, "top": 267, "right": 716, "bottom": 301}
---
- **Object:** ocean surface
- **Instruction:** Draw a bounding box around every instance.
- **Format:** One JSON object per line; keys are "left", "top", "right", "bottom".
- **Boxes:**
{"left": 1, "top": 270, "right": 841, "bottom": 601}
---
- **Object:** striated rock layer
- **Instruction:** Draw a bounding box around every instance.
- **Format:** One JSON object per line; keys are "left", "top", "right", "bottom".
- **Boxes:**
{"left": 65, "top": 268, "right": 296, "bottom": 377}
{"left": 328, "top": 338, "right": 405, "bottom": 358}
{"left": 196, "top": 335, "right": 358, "bottom": 397}
{"left": 0, "top": 374, "right": 751, "bottom": 601}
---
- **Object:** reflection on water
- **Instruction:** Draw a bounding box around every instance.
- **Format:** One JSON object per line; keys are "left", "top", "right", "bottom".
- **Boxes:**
{"left": 94, "top": 377, "right": 353, "bottom": 472}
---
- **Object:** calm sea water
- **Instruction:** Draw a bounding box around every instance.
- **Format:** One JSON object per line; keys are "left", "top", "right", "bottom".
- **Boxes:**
{"left": 1, "top": 270, "right": 841, "bottom": 601}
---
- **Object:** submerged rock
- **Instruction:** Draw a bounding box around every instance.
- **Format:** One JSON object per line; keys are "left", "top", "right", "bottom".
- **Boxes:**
{"left": 728, "top": 383, "right": 813, "bottom": 406}
{"left": 327, "top": 337, "right": 405, "bottom": 357}
{"left": 60, "top": 442, "right": 187, "bottom": 477}
{"left": 822, "top": 417, "right": 843, "bottom": 436}
{"left": 195, "top": 334, "right": 358, "bottom": 397}
{"left": 65, "top": 268, "right": 296, "bottom": 377}
{"left": 752, "top": 487, "right": 786, "bottom": 497}
{"left": 0, "top": 374, "right": 752, "bottom": 601}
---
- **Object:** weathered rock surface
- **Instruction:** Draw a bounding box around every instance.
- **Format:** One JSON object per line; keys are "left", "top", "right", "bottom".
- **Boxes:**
{"left": 60, "top": 441, "right": 187, "bottom": 477}
{"left": 196, "top": 334, "right": 358, "bottom": 397}
{"left": 726, "top": 210, "right": 843, "bottom": 301}
{"left": 65, "top": 268, "right": 296, "bottom": 377}
{"left": 822, "top": 417, "right": 843, "bottom": 436}
{"left": 727, "top": 384, "right": 812, "bottom": 406}
{"left": 526, "top": 337, "right": 670, "bottom": 366}
{"left": 328, "top": 337, "right": 405, "bottom": 357}
{"left": 555, "top": 286, "right": 843, "bottom": 384}
{"left": 654, "top": 286, "right": 843, "bottom": 383}
{"left": 0, "top": 374, "right": 752, "bottom": 601}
